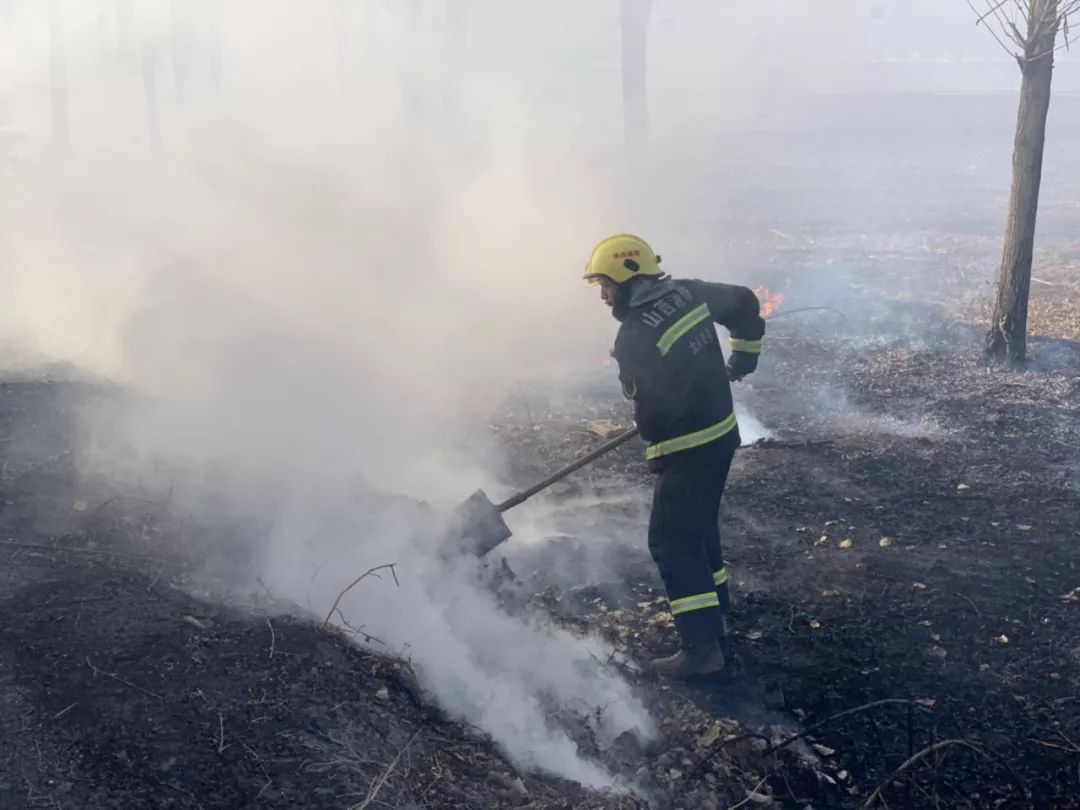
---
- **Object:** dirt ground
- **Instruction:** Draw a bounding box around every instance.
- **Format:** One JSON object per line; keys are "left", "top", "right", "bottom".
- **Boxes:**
{"left": 3, "top": 247, "right": 1080, "bottom": 808}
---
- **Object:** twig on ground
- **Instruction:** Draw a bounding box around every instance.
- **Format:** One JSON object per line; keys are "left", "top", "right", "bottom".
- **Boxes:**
{"left": 266, "top": 617, "right": 276, "bottom": 660}
{"left": 85, "top": 657, "right": 163, "bottom": 701}
{"left": 861, "top": 739, "right": 988, "bottom": 809}
{"left": 0, "top": 540, "right": 179, "bottom": 566}
{"left": 350, "top": 730, "right": 420, "bottom": 810}
{"left": 769, "top": 699, "right": 930, "bottom": 754}
{"left": 693, "top": 731, "right": 773, "bottom": 777}
{"left": 217, "top": 712, "right": 226, "bottom": 754}
{"left": 958, "top": 593, "right": 983, "bottom": 617}
{"left": 321, "top": 564, "right": 399, "bottom": 631}
{"left": 728, "top": 774, "right": 771, "bottom": 810}
{"left": 37, "top": 702, "right": 77, "bottom": 729}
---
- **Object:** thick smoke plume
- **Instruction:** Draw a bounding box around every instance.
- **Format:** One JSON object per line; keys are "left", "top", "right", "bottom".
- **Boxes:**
{"left": 0, "top": 1, "right": 668, "bottom": 787}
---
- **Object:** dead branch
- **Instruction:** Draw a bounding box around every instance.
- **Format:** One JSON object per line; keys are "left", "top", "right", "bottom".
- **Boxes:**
{"left": 85, "top": 657, "right": 163, "bottom": 701}
{"left": 861, "top": 739, "right": 989, "bottom": 809}
{"left": 321, "top": 564, "right": 399, "bottom": 632}
{"left": 350, "top": 730, "right": 420, "bottom": 810}
{"left": 975, "top": 0, "right": 1017, "bottom": 27}
{"left": 266, "top": 617, "right": 276, "bottom": 660}
{"left": 968, "top": 0, "right": 1026, "bottom": 56}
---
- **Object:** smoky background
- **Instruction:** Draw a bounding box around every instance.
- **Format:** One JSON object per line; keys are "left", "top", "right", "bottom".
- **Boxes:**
{"left": 2, "top": 0, "right": 1078, "bottom": 788}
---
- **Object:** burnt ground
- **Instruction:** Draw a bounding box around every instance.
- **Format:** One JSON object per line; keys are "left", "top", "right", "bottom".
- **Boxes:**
{"left": 2, "top": 267, "right": 1080, "bottom": 809}
{"left": 493, "top": 270, "right": 1080, "bottom": 808}
{"left": 0, "top": 378, "right": 789, "bottom": 810}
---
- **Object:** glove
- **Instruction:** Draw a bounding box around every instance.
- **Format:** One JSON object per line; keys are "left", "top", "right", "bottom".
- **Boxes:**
{"left": 726, "top": 351, "right": 758, "bottom": 382}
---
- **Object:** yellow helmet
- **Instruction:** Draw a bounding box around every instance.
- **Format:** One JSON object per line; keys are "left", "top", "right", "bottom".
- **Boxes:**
{"left": 583, "top": 233, "right": 663, "bottom": 285}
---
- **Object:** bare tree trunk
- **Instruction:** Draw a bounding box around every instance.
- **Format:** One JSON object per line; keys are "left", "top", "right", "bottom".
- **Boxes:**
{"left": 620, "top": 0, "right": 652, "bottom": 149}
{"left": 208, "top": 0, "right": 223, "bottom": 92}
{"left": 170, "top": 0, "right": 192, "bottom": 102}
{"left": 985, "top": 0, "right": 1061, "bottom": 368}
{"left": 49, "top": 0, "right": 70, "bottom": 147}
{"left": 142, "top": 38, "right": 160, "bottom": 148}
{"left": 336, "top": 0, "right": 349, "bottom": 87}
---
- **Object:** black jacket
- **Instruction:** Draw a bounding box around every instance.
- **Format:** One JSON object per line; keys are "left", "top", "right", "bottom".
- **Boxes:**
{"left": 612, "top": 278, "right": 764, "bottom": 466}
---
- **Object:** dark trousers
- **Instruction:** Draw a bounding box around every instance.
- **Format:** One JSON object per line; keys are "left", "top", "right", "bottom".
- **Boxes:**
{"left": 647, "top": 432, "right": 737, "bottom": 647}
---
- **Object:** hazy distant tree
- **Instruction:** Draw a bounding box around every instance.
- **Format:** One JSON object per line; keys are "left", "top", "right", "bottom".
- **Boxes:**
{"left": 968, "top": 0, "right": 1079, "bottom": 367}
{"left": 447, "top": 0, "right": 471, "bottom": 56}
{"left": 170, "top": 0, "right": 193, "bottom": 101}
{"left": 142, "top": 36, "right": 160, "bottom": 148}
{"left": 48, "top": 0, "right": 69, "bottom": 147}
{"left": 621, "top": 0, "right": 652, "bottom": 148}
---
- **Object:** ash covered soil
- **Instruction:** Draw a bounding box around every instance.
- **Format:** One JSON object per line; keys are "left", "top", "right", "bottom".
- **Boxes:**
{"left": 3, "top": 274, "right": 1080, "bottom": 808}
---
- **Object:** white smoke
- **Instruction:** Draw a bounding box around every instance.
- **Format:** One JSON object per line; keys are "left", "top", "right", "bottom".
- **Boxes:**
{"left": 1, "top": 0, "right": 665, "bottom": 787}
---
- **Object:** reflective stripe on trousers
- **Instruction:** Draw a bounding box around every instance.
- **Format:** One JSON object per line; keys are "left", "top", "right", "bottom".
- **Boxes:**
{"left": 670, "top": 592, "right": 720, "bottom": 615}
{"left": 646, "top": 412, "right": 738, "bottom": 460}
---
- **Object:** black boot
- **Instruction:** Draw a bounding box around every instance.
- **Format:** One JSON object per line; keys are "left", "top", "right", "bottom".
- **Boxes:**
{"left": 649, "top": 641, "right": 726, "bottom": 679}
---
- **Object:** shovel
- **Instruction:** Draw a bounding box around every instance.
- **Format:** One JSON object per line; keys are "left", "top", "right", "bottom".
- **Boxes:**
{"left": 447, "top": 426, "right": 640, "bottom": 557}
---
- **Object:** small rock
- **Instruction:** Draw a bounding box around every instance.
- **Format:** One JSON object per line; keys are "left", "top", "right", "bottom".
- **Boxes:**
{"left": 811, "top": 743, "right": 836, "bottom": 757}
{"left": 669, "top": 768, "right": 683, "bottom": 780}
{"left": 72, "top": 500, "right": 89, "bottom": 512}
{"left": 995, "top": 635, "right": 1009, "bottom": 645}
{"left": 879, "top": 536, "right": 893, "bottom": 547}
{"left": 375, "top": 686, "right": 389, "bottom": 701}
{"left": 838, "top": 538, "right": 853, "bottom": 549}
{"left": 587, "top": 419, "right": 624, "bottom": 439}
{"left": 930, "top": 646, "right": 948, "bottom": 659}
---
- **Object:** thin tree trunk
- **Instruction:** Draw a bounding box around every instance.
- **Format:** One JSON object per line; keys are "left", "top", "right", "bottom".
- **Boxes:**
{"left": 208, "top": 0, "right": 223, "bottom": 92}
{"left": 620, "top": 0, "right": 652, "bottom": 149}
{"left": 142, "top": 38, "right": 160, "bottom": 148}
{"left": 336, "top": 0, "right": 348, "bottom": 87}
{"left": 49, "top": 0, "right": 70, "bottom": 147}
{"left": 170, "top": 0, "right": 192, "bottom": 102}
{"left": 985, "top": 0, "right": 1060, "bottom": 368}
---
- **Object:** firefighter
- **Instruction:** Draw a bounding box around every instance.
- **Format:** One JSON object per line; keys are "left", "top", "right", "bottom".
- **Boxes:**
{"left": 584, "top": 233, "right": 764, "bottom": 678}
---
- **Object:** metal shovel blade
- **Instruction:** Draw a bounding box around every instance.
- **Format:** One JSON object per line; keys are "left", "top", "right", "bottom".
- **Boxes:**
{"left": 445, "top": 489, "right": 512, "bottom": 558}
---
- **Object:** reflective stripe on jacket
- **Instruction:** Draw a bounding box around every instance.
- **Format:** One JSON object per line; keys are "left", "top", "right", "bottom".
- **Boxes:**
{"left": 613, "top": 278, "right": 764, "bottom": 466}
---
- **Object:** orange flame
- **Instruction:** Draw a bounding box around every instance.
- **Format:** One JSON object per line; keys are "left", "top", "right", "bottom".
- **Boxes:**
{"left": 754, "top": 286, "right": 786, "bottom": 318}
